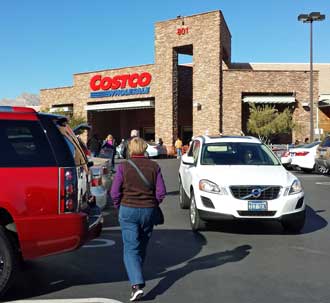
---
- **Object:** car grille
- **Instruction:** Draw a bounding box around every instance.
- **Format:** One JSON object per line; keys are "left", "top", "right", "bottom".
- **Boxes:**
{"left": 237, "top": 211, "right": 276, "bottom": 217}
{"left": 230, "top": 186, "right": 281, "bottom": 200}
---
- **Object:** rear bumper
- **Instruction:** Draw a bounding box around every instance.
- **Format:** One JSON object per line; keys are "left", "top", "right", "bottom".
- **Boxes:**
{"left": 17, "top": 209, "right": 102, "bottom": 260}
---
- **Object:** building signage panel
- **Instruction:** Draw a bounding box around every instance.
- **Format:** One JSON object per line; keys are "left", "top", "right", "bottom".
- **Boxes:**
{"left": 89, "top": 72, "right": 152, "bottom": 98}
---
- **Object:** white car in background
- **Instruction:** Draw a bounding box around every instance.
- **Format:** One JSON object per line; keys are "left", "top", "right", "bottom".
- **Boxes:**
{"left": 179, "top": 135, "right": 305, "bottom": 233}
{"left": 280, "top": 144, "right": 305, "bottom": 169}
{"left": 146, "top": 142, "right": 160, "bottom": 158}
{"left": 290, "top": 141, "right": 321, "bottom": 173}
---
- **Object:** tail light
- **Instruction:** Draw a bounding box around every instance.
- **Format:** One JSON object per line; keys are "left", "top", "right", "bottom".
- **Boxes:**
{"left": 91, "top": 176, "right": 102, "bottom": 187}
{"left": 59, "top": 167, "right": 78, "bottom": 213}
{"left": 282, "top": 151, "right": 290, "bottom": 157}
{"left": 295, "top": 151, "right": 309, "bottom": 156}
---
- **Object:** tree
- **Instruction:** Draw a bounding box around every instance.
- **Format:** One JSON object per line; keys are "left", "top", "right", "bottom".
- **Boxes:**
{"left": 247, "top": 103, "right": 295, "bottom": 144}
{"left": 43, "top": 107, "right": 87, "bottom": 130}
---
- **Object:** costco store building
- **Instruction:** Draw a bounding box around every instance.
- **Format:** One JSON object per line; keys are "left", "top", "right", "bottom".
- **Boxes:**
{"left": 40, "top": 10, "right": 330, "bottom": 147}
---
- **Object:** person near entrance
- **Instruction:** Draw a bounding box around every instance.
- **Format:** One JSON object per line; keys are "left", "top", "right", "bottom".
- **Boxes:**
{"left": 110, "top": 137, "right": 167, "bottom": 301}
{"left": 87, "top": 133, "right": 102, "bottom": 157}
{"left": 175, "top": 137, "right": 183, "bottom": 158}
{"left": 100, "top": 134, "right": 116, "bottom": 170}
{"left": 122, "top": 129, "right": 139, "bottom": 159}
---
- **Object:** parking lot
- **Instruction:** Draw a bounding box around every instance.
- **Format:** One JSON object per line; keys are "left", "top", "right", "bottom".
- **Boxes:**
{"left": 4, "top": 159, "right": 330, "bottom": 303}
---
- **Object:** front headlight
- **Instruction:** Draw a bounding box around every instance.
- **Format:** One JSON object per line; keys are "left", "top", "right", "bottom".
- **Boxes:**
{"left": 289, "top": 179, "right": 303, "bottom": 195}
{"left": 199, "top": 179, "right": 227, "bottom": 195}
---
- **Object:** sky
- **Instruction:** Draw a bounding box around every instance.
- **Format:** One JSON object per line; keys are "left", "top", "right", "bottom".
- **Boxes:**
{"left": 0, "top": 0, "right": 329, "bottom": 101}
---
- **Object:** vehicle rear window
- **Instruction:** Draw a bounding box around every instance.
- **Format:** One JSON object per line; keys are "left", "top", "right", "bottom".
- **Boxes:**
{"left": 0, "top": 120, "right": 56, "bottom": 167}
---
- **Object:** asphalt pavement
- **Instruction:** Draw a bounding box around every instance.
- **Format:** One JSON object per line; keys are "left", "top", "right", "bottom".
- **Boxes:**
{"left": 3, "top": 159, "right": 330, "bottom": 303}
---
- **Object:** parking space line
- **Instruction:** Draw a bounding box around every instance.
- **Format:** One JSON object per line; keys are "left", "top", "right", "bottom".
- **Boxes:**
{"left": 9, "top": 299, "right": 123, "bottom": 303}
{"left": 83, "top": 238, "right": 116, "bottom": 248}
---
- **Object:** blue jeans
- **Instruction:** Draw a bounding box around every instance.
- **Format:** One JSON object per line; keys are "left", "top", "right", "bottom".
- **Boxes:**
{"left": 176, "top": 148, "right": 182, "bottom": 157}
{"left": 119, "top": 205, "right": 155, "bottom": 286}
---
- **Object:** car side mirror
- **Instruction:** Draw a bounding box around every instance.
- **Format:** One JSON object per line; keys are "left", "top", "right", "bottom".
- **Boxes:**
{"left": 87, "top": 161, "right": 94, "bottom": 168}
{"left": 182, "top": 154, "right": 195, "bottom": 165}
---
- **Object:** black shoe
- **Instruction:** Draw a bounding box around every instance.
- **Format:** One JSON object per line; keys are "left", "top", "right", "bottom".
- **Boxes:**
{"left": 130, "top": 285, "right": 144, "bottom": 302}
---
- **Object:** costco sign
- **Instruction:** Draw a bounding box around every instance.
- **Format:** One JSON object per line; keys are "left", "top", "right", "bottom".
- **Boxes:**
{"left": 89, "top": 72, "right": 152, "bottom": 98}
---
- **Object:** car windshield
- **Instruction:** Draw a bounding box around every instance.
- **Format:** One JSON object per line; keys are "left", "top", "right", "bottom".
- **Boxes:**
{"left": 201, "top": 142, "right": 280, "bottom": 166}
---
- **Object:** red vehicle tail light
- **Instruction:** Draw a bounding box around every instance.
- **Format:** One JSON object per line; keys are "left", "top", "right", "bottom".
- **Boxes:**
{"left": 91, "top": 177, "right": 102, "bottom": 187}
{"left": 295, "top": 151, "right": 309, "bottom": 156}
{"left": 282, "top": 151, "right": 290, "bottom": 157}
{"left": 59, "top": 167, "right": 78, "bottom": 213}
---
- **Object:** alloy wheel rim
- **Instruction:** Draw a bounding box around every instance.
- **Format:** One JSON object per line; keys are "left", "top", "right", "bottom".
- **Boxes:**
{"left": 190, "top": 197, "right": 196, "bottom": 224}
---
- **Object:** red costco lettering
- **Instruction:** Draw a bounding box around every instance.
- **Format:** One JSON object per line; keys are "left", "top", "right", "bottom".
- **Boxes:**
{"left": 90, "top": 75, "right": 102, "bottom": 91}
{"left": 128, "top": 73, "right": 139, "bottom": 88}
{"left": 139, "top": 72, "right": 152, "bottom": 87}
{"left": 89, "top": 72, "right": 152, "bottom": 91}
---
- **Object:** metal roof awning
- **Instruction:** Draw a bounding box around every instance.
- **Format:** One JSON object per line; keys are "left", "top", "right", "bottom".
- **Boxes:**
{"left": 319, "top": 94, "right": 330, "bottom": 108}
{"left": 85, "top": 100, "right": 155, "bottom": 111}
{"left": 242, "top": 96, "right": 296, "bottom": 104}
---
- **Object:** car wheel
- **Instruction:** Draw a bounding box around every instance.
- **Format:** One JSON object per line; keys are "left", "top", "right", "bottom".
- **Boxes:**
{"left": 281, "top": 210, "right": 306, "bottom": 233}
{"left": 179, "top": 179, "right": 190, "bottom": 209}
{"left": 190, "top": 192, "right": 205, "bottom": 231}
{"left": 0, "top": 227, "right": 18, "bottom": 297}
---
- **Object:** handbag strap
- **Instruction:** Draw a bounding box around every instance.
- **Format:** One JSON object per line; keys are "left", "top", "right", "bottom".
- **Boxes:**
{"left": 127, "top": 159, "right": 154, "bottom": 191}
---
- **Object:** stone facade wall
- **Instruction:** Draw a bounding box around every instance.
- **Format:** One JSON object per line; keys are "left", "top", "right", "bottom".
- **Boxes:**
{"left": 154, "top": 11, "right": 223, "bottom": 145}
{"left": 222, "top": 69, "right": 319, "bottom": 141}
{"left": 41, "top": 64, "right": 156, "bottom": 122}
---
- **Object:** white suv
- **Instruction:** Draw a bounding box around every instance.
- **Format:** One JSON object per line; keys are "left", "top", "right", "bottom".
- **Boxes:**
{"left": 179, "top": 136, "right": 305, "bottom": 233}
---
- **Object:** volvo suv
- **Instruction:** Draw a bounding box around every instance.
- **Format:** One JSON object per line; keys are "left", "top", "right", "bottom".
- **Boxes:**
{"left": 179, "top": 136, "right": 305, "bottom": 233}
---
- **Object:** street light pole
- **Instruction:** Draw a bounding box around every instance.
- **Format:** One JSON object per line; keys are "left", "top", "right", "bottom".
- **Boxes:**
{"left": 309, "top": 20, "right": 314, "bottom": 142}
{"left": 298, "top": 12, "right": 325, "bottom": 142}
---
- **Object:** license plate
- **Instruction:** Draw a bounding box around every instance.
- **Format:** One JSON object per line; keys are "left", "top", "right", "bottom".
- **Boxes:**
{"left": 248, "top": 201, "right": 268, "bottom": 211}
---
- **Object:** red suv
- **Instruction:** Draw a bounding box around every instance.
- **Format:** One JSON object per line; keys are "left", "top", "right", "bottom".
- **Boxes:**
{"left": 0, "top": 106, "right": 102, "bottom": 296}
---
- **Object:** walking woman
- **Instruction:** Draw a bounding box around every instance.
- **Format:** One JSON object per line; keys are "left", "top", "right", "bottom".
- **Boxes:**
{"left": 101, "top": 134, "right": 116, "bottom": 171}
{"left": 110, "top": 137, "right": 166, "bottom": 301}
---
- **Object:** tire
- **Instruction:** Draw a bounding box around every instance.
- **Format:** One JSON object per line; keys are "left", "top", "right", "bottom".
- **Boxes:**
{"left": 320, "top": 166, "right": 329, "bottom": 175}
{"left": 179, "top": 179, "right": 190, "bottom": 209}
{"left": 281, "top": 210, "right": 306, "bottom": 233}
{"left": 189, "top": 192, "right": 206, "bottom": 231}
{"left": 0, "top": 226, "right": 18, "bottom": 297}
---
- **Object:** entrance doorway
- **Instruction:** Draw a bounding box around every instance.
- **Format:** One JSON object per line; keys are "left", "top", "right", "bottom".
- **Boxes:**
{"left": 87, "top": 101, "right": 155, "bottom": 144}
{"left": 175, "top": 45, "right": 193, "bottom": 145}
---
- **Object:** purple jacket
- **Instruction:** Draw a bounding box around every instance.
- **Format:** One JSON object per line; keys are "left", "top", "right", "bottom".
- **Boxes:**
{"left": 110, "top": 158, "right": 167, "bottom": 208}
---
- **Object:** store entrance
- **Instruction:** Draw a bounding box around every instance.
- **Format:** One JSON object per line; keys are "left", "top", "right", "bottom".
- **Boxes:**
{"left": 176, "top": 45, "right": 193, "bottom": 145}
{"left": 88, "top": 108, "right": 155, "bottom": 144}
